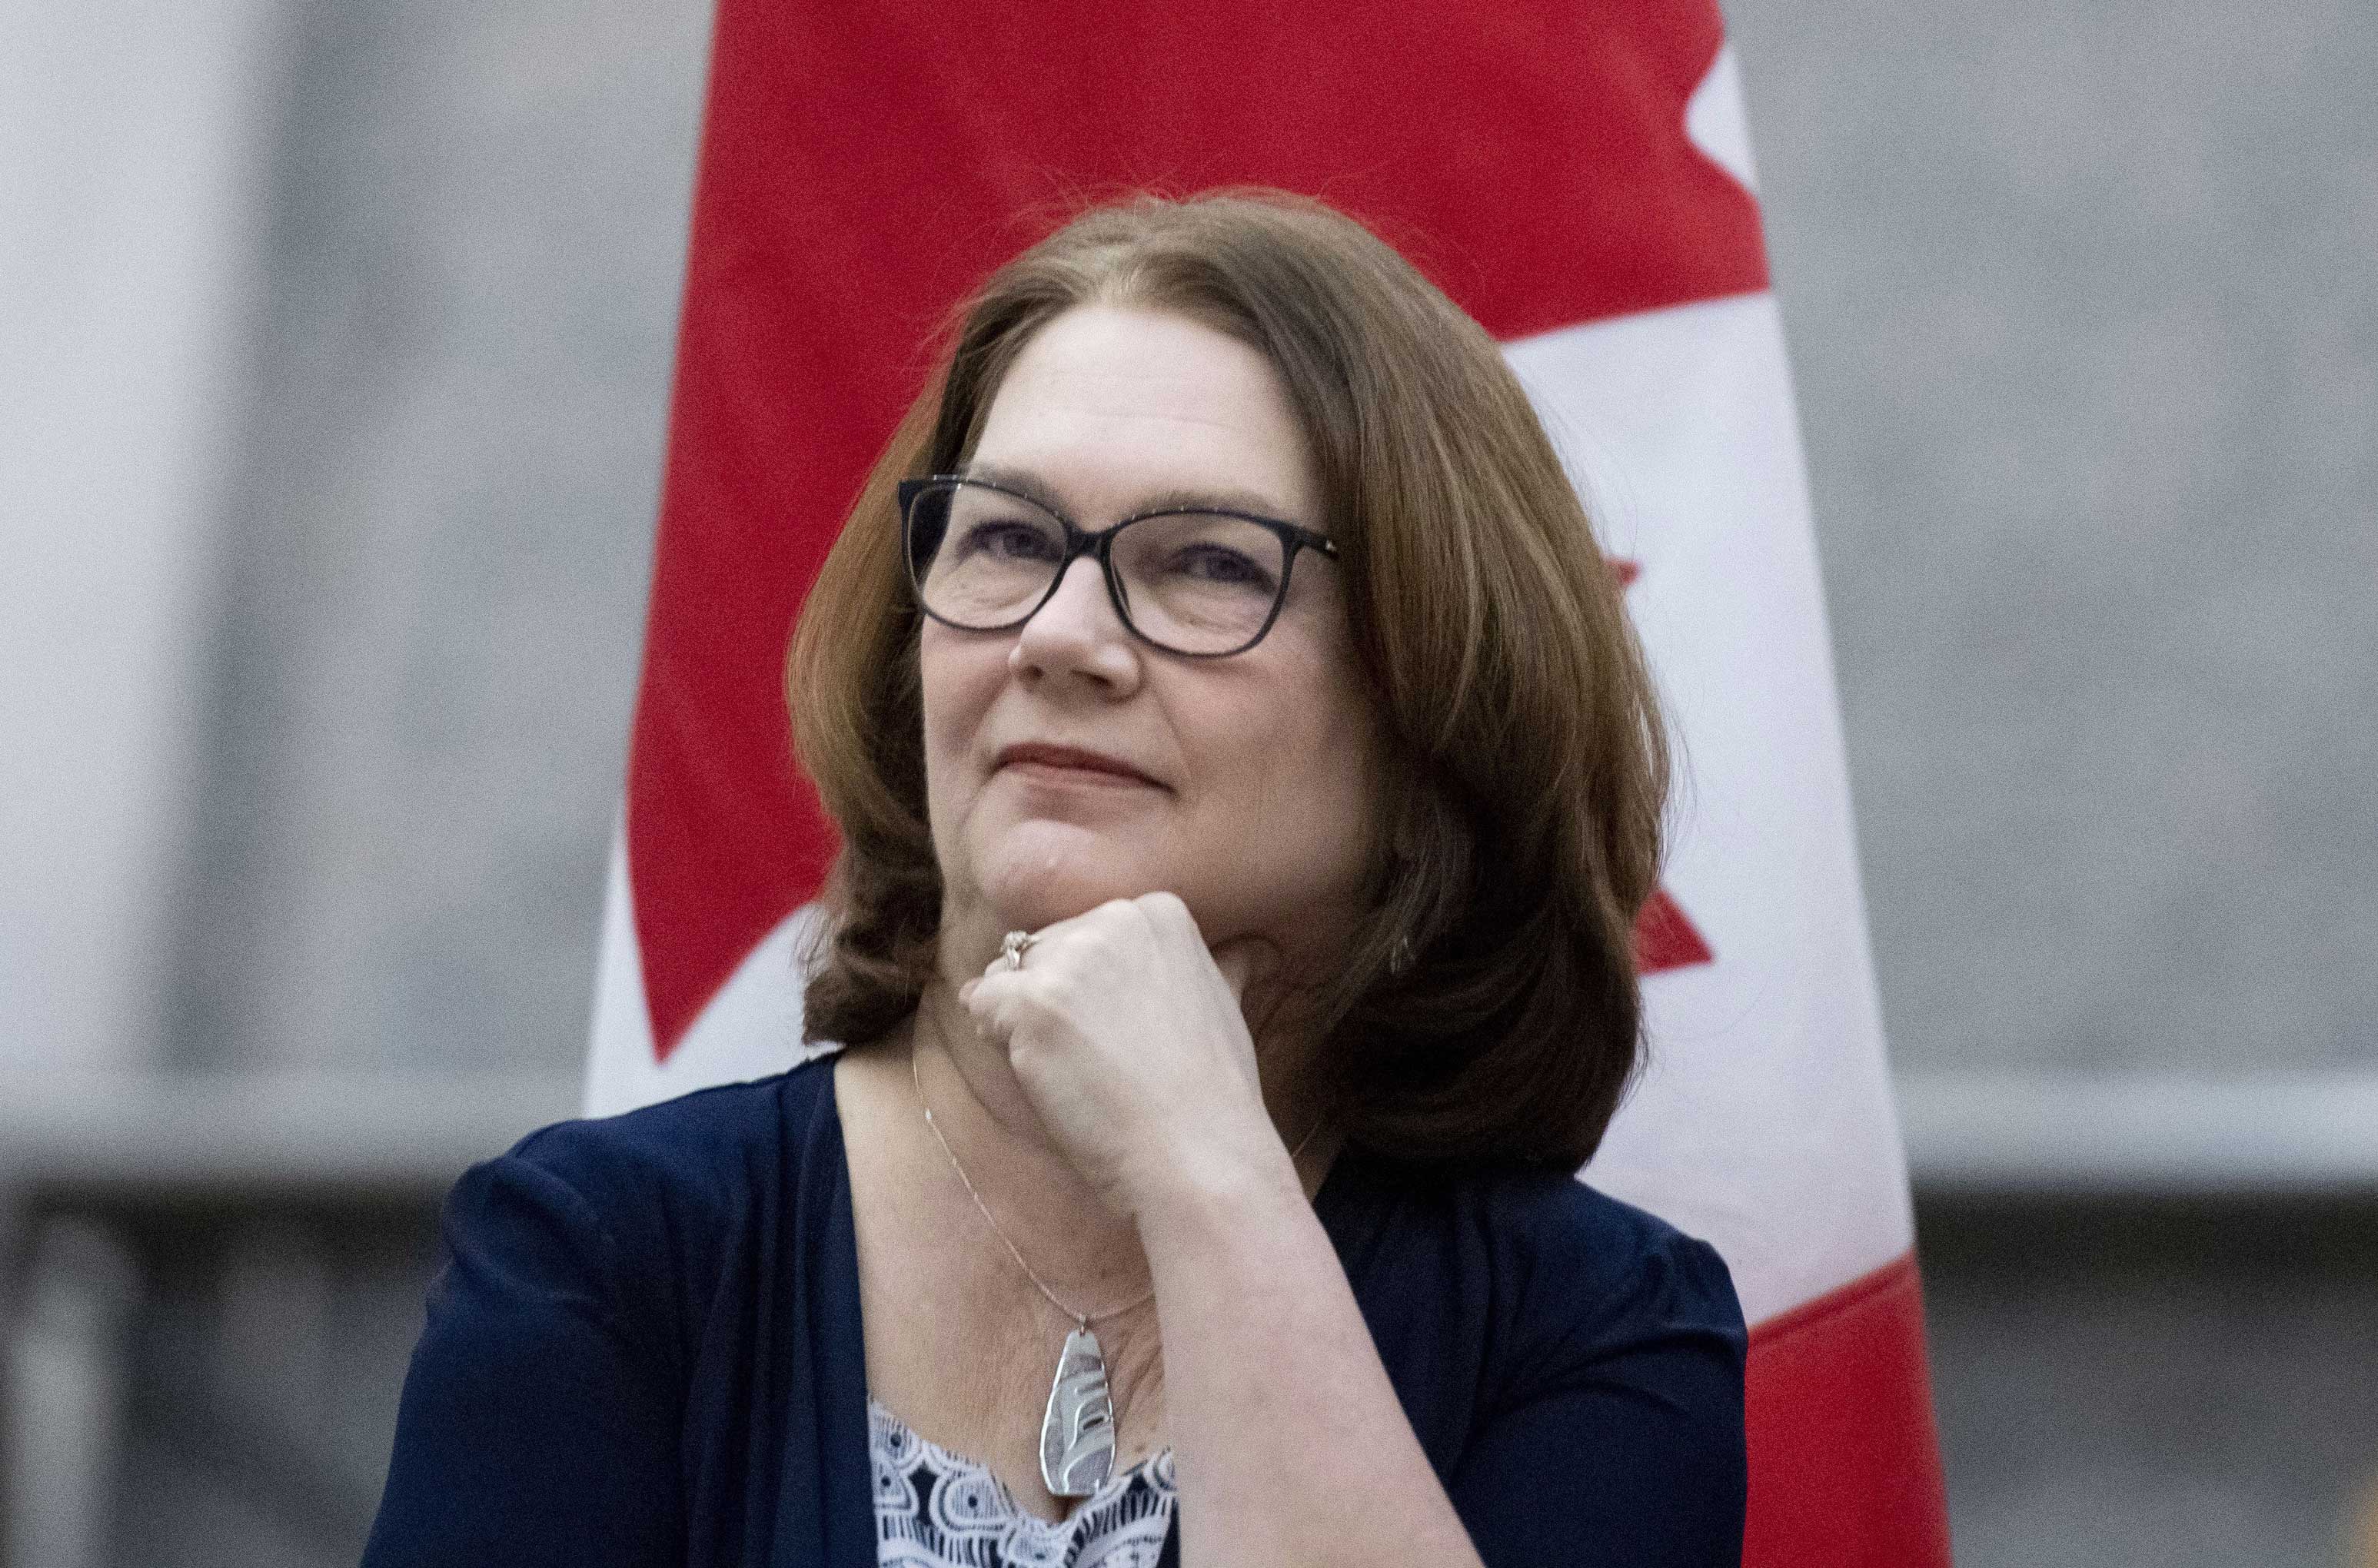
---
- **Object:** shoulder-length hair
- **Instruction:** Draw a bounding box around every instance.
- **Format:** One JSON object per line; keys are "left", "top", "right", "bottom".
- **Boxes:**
{"left": 787, "top": 190, "right": 1668, "bottom": 1171}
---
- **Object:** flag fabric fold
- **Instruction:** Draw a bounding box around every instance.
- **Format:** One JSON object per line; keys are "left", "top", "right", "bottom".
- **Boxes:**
{"left": 587, "top": 5, "right": 1951, "bottom": 1562}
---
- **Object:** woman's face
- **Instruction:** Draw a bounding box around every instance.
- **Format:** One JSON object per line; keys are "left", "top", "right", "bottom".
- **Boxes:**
{"left": 920, "top": 304, "right": 1381, "bottom": 973}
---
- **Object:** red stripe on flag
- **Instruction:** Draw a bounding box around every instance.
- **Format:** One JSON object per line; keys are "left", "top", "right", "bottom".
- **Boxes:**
{"left": 1744, "top": 1253, "right": 1954, "bottom": 1568}
{"left": 629, "top": 0, "right": 1768, "bottom": 1056}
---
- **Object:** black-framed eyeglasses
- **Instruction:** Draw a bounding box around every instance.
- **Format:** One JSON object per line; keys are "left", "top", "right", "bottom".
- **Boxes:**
{"left": 899, "top": 476, "right": 1340, "bottom": 658}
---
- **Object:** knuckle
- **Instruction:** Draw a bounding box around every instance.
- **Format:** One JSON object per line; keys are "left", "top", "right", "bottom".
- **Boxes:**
{"left": 1141, "top": 891, "right": 1199, "bottom": 939}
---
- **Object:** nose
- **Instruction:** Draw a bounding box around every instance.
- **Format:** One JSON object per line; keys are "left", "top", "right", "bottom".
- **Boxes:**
{"left": 1010, "top": 555, "right": 1141, "bottom": 692}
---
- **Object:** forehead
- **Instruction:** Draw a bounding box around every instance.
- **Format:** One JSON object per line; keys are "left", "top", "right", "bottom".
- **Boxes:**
{"left": 969, "top": 305, "right": 1322, "bottom": 525}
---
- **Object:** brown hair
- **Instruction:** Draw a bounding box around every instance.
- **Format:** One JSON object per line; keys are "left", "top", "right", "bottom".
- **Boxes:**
{"left": 787, "top": 191, "right": 1667, "bottom": 1170}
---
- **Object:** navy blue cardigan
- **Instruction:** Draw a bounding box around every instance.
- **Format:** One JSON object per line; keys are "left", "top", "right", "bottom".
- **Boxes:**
{"left": 363, "top": 1058, "right": 1745, "bottom": 1566}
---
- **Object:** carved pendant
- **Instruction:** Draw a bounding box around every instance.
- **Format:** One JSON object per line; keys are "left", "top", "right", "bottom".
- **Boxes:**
{"left": 1039, "top": 1324, "right": 1116, "bottom": 1497}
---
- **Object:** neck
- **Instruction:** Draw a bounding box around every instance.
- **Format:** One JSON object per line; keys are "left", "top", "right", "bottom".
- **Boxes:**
{"left": 913, "top": 981, "right": 1117, "bottom": 1221}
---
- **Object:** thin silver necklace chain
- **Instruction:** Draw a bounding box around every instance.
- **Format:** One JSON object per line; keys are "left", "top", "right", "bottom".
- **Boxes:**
{"left": 911, "top": 1027, "right": 1323, "bottom": 1330}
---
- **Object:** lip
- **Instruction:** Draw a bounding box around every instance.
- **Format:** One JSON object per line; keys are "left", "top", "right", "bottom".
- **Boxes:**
{"left": 994, "top": 742, "right": 1163, "bottom": 788}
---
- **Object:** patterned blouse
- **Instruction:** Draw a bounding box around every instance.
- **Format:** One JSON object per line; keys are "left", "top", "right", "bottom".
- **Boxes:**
{"left": 870, "top": 1400, "right": 1177, "bottom": 1568}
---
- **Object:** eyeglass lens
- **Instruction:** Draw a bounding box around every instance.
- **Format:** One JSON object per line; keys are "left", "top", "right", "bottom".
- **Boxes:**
{"left": 907, "top": 481, "right": 1291, "bottom": 655}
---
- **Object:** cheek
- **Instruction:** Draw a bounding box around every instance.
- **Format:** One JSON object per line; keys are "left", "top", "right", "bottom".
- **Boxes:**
{"left": 1219, "top": 647, "right": 1382, "bottom": 870}
{"left": 917, "top": 628, "right": 1003, "bottom": 812}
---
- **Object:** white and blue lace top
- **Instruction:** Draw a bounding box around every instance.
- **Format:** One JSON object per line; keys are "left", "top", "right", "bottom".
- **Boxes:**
{"left": 870, "top": 1399, "right": 1177, "bottom": 1568}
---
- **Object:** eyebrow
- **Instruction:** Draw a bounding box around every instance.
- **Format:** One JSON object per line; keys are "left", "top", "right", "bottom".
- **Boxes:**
{"left": 956, "top": 460, "right": 1305, "bottom": 527}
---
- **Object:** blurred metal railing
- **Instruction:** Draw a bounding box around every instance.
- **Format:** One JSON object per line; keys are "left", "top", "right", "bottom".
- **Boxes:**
{"left": 17, "top": 1068, "right": 2374, "bottom": 1203}
{"left": 0, "top": 1071, "right": 576, "bottom": 1568}
{"left": 0, "top": 1073, "right": 580, "bottom": 1202}
{"left": 1897, "top": 1072, "right": 2378, "bottom": 1197}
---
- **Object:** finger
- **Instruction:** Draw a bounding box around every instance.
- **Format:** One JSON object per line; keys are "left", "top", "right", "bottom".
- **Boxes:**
{"left": 962, "top": 968, "right": 1019, "bottom": 1022}
{"left": 1132, "top": 889, "right": 1199, "bottom": 939}
{"left": 1208, "top": 935, "right": 1276, "bottom": 1004}
{"left": 963, "top": 962, "right": 1053, "bottom": 1025}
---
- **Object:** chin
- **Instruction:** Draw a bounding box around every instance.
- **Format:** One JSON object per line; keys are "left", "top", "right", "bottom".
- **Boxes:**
{"left": 970, "top": 827, "right": 1170, "bottom": 930}
{"left": 985, "top": 866, "right": 1166, "bottom": 932}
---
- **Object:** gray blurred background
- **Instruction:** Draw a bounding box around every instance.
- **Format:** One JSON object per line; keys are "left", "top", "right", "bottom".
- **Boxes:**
{"left": 2, "top": 0, "right": 2372, "bottom": 1563}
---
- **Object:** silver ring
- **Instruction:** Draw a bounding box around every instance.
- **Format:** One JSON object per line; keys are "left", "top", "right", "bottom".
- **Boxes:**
{"left": 997, "top": 929, "right": 1038, "bottom": 972}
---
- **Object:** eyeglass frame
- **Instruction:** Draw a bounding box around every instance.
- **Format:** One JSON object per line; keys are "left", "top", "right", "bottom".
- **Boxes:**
{"left": 897, "top": 475, "right": 1342, "bottom": 659}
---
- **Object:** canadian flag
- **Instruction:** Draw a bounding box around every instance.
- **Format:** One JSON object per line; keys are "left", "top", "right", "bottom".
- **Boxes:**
{"left": 585, "top": 4, "right": 1951, "bottom": 1562}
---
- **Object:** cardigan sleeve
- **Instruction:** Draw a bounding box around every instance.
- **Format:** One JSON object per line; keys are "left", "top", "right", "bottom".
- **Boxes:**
{"left": 361, "top": 1131, "right": 690, "bottom": 1568}
{"left": 1445, "top": 1212, "right": 1748, "bottom": 1567}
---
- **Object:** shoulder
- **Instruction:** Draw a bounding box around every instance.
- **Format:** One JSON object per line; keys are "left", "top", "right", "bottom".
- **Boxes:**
{"left": 369, "top": 1064, "right": 850, "bottom": 1563}
{"left": 437, "top": 1057, "right": 843, "bottom": 1324}
{"left": 493, "top": 1054, "right": 840, "bottom": 1219}
{"left": 1392, "top": 1170, "right": 1750, "bottom": 1560}
{"left": 1460, "top": 1168, "right": 1744, "bottom": 1377}
{"left": 1329, "top": 1155, "right": 1744, "bottom": 1427}
{"left": 1426, "top": 1170, "right": 1745, "bottom": 1509}
{"left": 1339, "top": 1155, "right": 1742, "bottom": 1340}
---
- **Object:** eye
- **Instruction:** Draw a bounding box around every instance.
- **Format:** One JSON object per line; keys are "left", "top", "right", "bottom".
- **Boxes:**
{"left": 1167, "top": 541, "right": 1277, "bottom": 591}
{"left": 954, "top": 517, "right": 1062, "bottom": 563}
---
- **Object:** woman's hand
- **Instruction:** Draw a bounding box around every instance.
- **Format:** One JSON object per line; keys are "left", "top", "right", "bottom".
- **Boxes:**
{"left": 957, "top": 892, "right": 1292, "bottom": 1215}
{"left": 962, "top": 895, "right": 1490, "bottom": 1568}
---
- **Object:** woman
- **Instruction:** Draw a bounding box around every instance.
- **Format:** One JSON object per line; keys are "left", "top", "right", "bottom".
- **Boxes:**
{"left": 364, "top": 191, "right": 1745, "bottom": 1568}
